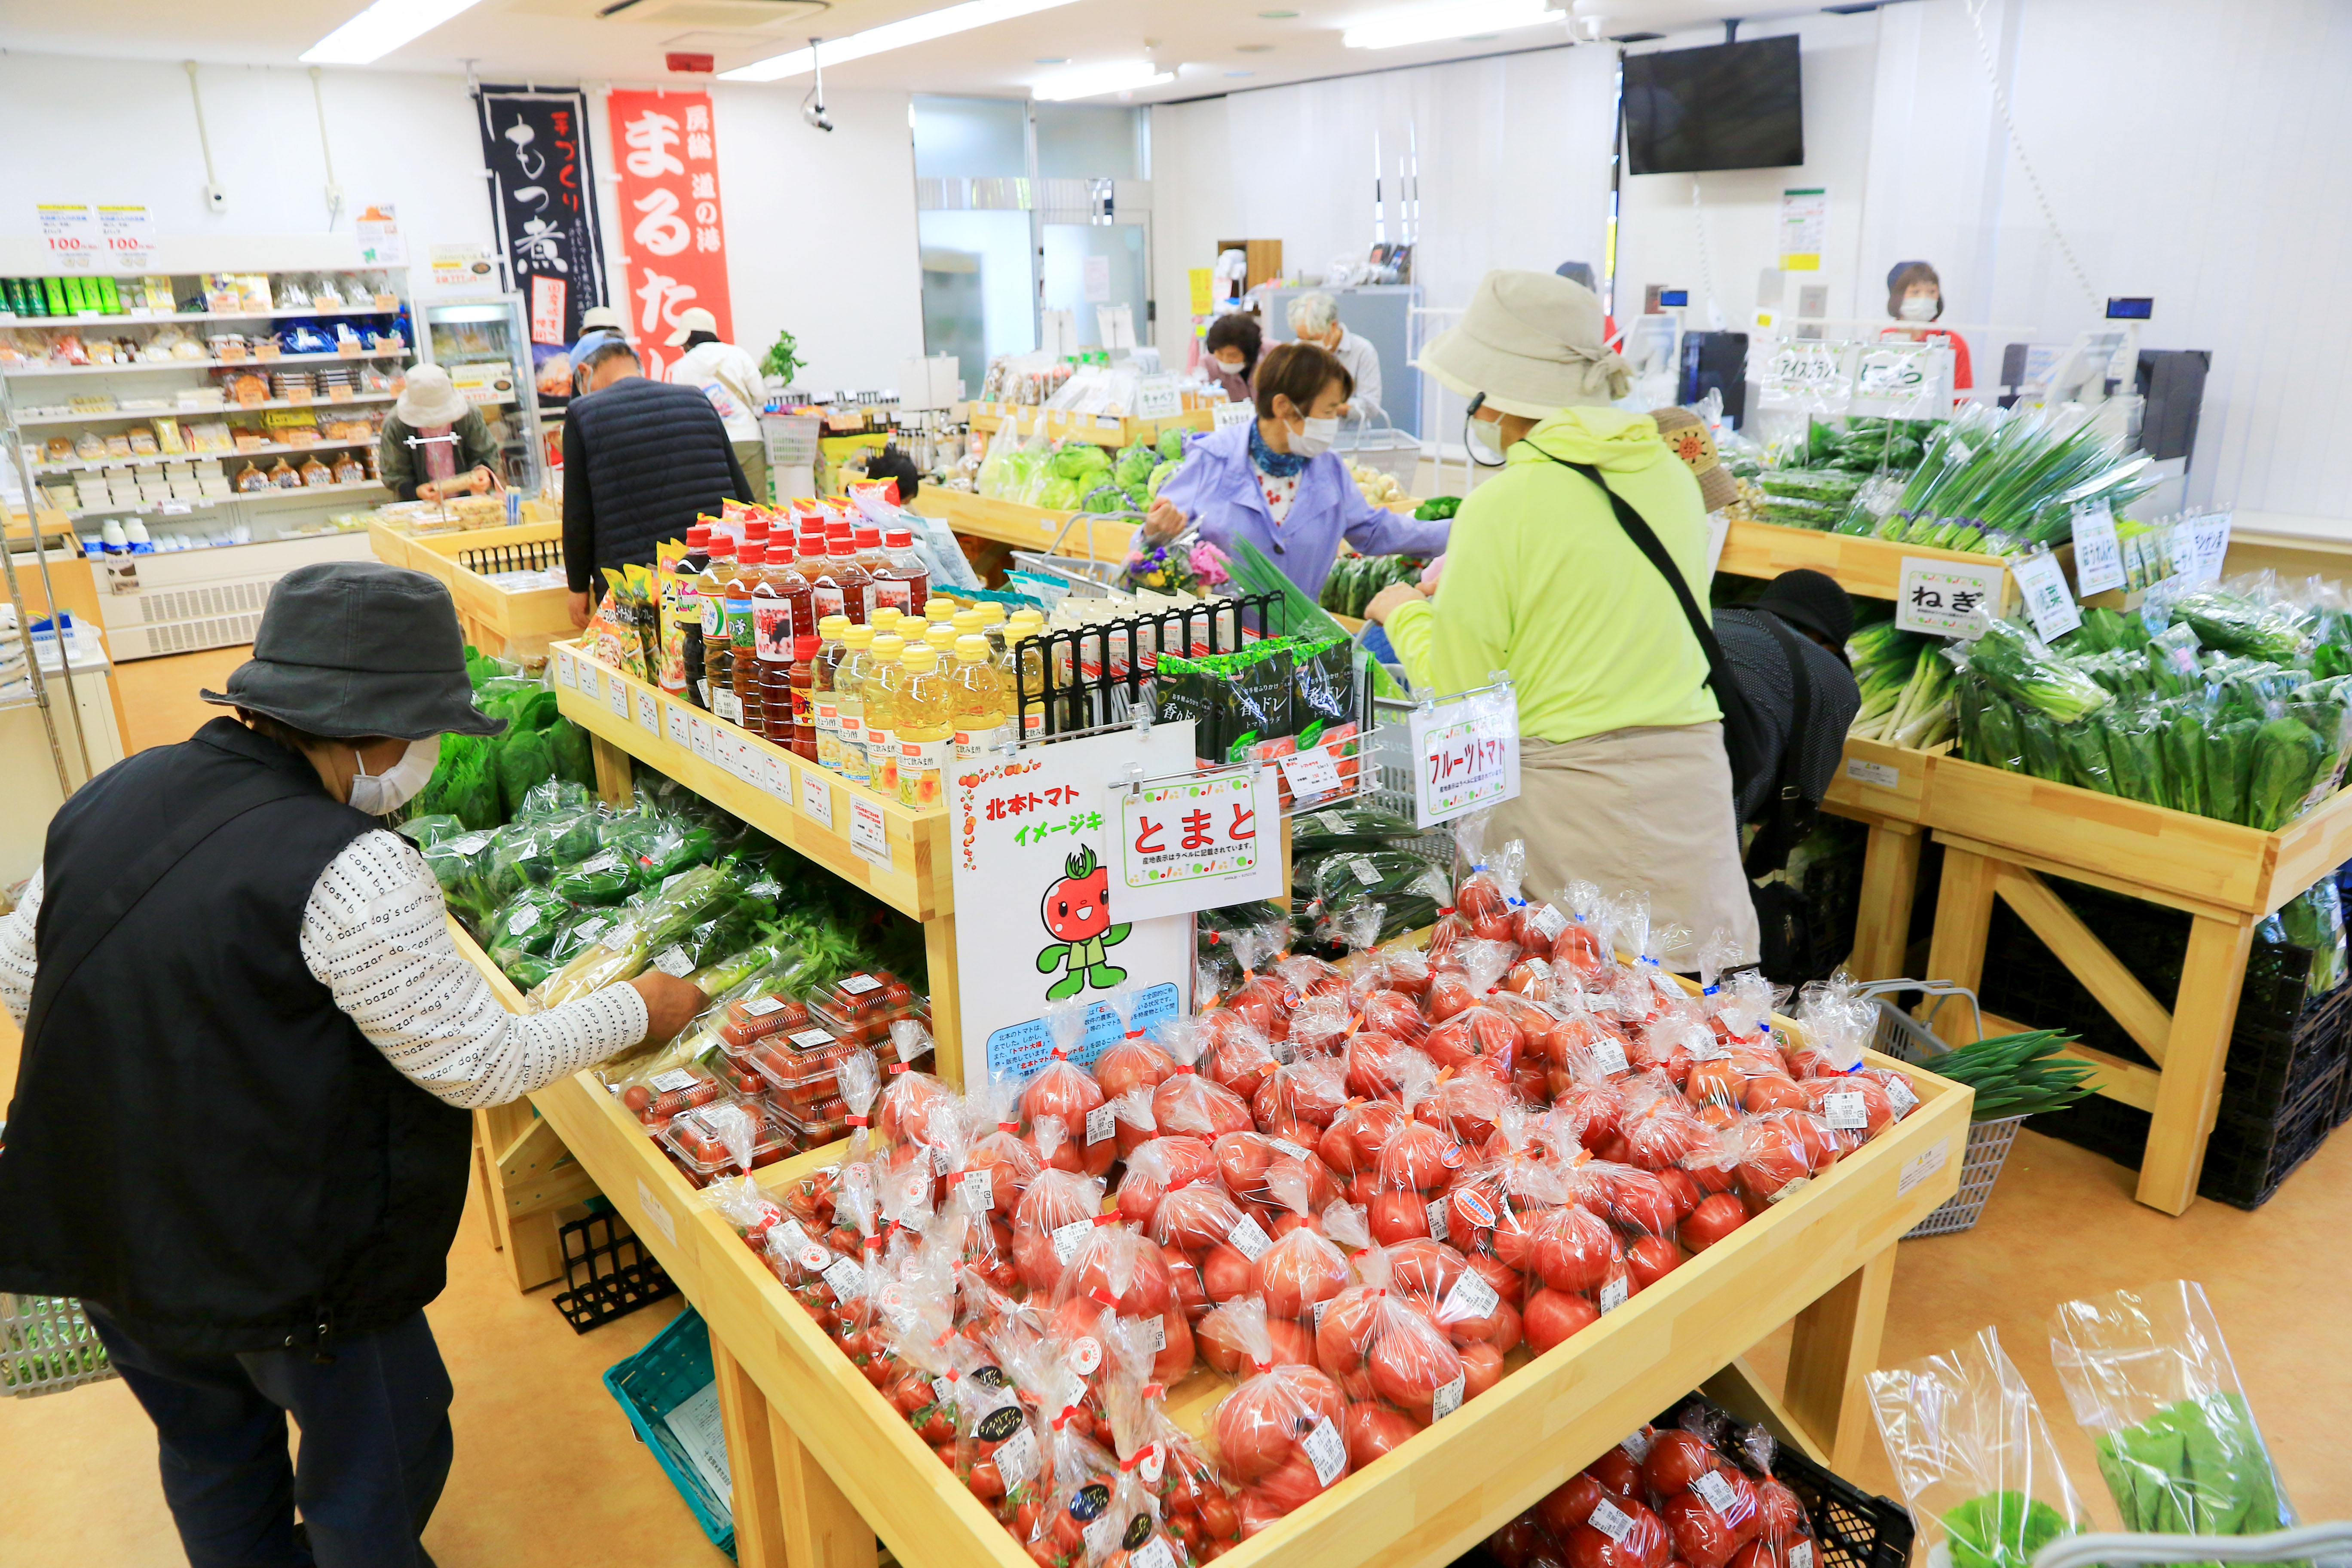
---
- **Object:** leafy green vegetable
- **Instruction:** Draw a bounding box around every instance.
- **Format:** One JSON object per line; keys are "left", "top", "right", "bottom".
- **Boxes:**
{"left": 2093, "top": 1393, "right": 2298, "bottom": 1557}
{"left": 1941, "top": 1492, "right": 2072, "bottom": 1568}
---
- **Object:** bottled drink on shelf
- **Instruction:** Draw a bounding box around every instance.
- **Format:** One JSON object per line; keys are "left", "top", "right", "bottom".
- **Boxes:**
{"left": 895, "top": 644, "right": 953, "bottom": 809}
{"left": 788, "top": 635, "right": 820, "bottom": 760}
{"left": 863, "top": 632, "right": 907, "bottom": 798}
{"left": 832, "top": 623, "right": 878, "bottom": 786}
{"left": 671, "top": 523, "right": 712, "bottom": 706}
{"left": 811, "top": 615, "right": 852, "bottom": 771}
{"left": 867, "top": 527, "right": 926, "bottom": 619}
{"left": 755, "top": 543, "right": 812, "bottom": 745}
{"left": 827, "top": 526, "right": 874, "bottom": 623}
{"left": 852, "top": 526, "right": 892, "bottom": 610}
{"left": 950, "top": 634, "right": 1011, "bottom": 763}
{"left": 1006, "top": 616, "right": 1047, "bottom": 738}
{"left": 694, "top": 531, "right": 739, "bottom": 712}
{"left": 728, "top": 540, "right": 765, "bottom": 733}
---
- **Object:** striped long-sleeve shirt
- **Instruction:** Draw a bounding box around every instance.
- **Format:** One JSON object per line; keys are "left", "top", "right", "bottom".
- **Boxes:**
{"left": 0, "top": 829, "right": 648, "bottom": 1110}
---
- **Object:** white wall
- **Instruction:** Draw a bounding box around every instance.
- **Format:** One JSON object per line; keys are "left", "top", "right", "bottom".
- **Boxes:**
{"left": 0, "top": 54, "right": 925, "bottom": 393}
{"left": 1150, "top": 0, "right": 2352, "bottom": 528}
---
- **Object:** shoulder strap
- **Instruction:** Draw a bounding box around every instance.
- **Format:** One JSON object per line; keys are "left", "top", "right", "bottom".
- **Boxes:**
{"left": 1528, "top": 450, "right": 1767, "bottom": 786}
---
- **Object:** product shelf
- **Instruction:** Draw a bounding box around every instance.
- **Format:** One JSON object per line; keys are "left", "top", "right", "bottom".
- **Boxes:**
{"left": 499, "top": 931, "right": 1968, "bottom": 1568}
{"left": 1822, "top": 725, "right": 2352, "bottom": 1214}
{"left": 911, "top": 487, "right": 1132, "bottom": 559}
{"left": 963, "top": 400, "right": 1212, "bottom": 450}
{"left": 1, "top": 348, "right": 408, "bottom": 379}
{"left": 1716, "top": 518, "right": 2069, "bottom": 611}
{"left": 0, "top": 301, "right": 404, "bottom": 327}
{"left": 10, "top": 392, "right": 399, "bottom": 426}
{"left": 368, "top": 517, "right": 570, "bottom": 658}
{"left": 34, "top": 436, "right": 377, "bottom": 475}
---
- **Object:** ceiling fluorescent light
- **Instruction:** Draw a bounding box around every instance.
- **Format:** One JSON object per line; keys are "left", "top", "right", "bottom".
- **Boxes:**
{"left": 1342, "top": 0, "right": 1564, "bottom": 49}
{"left": 1032, "top": 60, "right": 1175, "bottom": 101}
{"left": 300, "top": 0, "right": 486, "bottom": 64}
{"left": 721, "top": 0, "right": 1083, "bottom": 82}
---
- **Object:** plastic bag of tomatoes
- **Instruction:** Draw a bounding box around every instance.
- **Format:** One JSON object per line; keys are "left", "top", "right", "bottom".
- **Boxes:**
{"left": 1103, "top": 1314, "right": 1242, "bottom": 1561}
{"left": 1208, "top": 1308, "right": 1351, "bottom": 1534}
{"left": 1148, "top": 1021, "right": 1257, "bottom": 1142}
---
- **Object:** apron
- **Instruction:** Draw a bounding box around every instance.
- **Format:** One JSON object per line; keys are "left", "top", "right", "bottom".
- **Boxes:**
{"left": 409, "top": 423, "right": 459, "bottom": 485}
{"left": 1491, "top": 720, "right": 1761, "bottom": 968}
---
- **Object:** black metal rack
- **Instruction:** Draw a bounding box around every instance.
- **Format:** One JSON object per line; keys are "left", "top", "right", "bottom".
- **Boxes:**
{"left": 1014, "top": 591, "right": 1286, "bottom": 740}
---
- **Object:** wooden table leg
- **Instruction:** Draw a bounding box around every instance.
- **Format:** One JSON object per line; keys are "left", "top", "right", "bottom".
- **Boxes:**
{"left": 2137, "top": 913, "right": 2257, "bottom": 1214}
{"left": 1922, "top": 842, "right": 1997, "bottom": 997}
{"left": 769, "top": 1400, "right": 881, "bottom": 1568}
{"left": 1848, "top": 821, "right": 1923, "bottom": 981}
{"left": 924, "top": 912, "right": 962, "bottom": 1090}
{"left": 591, "top": 731, "right": 634, "bottom": 807}
{"left": 1781, "top": 1245, "right": 1896, "bottom": 1473}
{"left": 713, "top": 1338, "right": 792, "bottom": 1568}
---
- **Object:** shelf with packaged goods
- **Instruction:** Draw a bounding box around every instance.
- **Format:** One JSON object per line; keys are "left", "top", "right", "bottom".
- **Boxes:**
{"left": 11, "top": 392, "right": 398, "bottom": 426}
{"left": 1, "top": 348, "right": 409, "bottom": 378}
{"left": 502, "top": 924, "right": 1967, "bottom": 1568}
{"left": 0, "top": 301, "right": 404, "bottom": 327}
{"left": 964, "top": 400, "right": 1212, "bottom": 450}
{"left": 1716, "top": 518, "right": 2072, "bottom": 612}
{"left": 53, "top": 480, "right": 387, "bottom": 524}
{"left": 32, "top": 436, "right": 376, "bottom": 475}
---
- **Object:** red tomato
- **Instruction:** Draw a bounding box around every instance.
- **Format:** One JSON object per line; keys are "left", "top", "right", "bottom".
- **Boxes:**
{"left": 1368, "top": 1188, "right": 1435, "bottom": 1246}
{"left": 1642, "top": 1430, "right": 1714, "bottom": 1496}
{"left": 1538, "top": 1472, "right": 1607, "bottom": 1537}
{"left": 1458, "top": 1339, "right": 1504, "bottom": 1400}
{"left": 1522, "top": 1287, "right": 1600, "bottom": 1354}
{"left": 1588, "top": 1447, "right": 1643, "bottom": 1498}
{"left": 1344, "top": 1400, "right": 1424, "bottom": 1469}
{"left": 1532, "top": 1207, "right": 1624, "bottom": 1294}
{"left": 1682, "top": 1194, "right": 1749, "bottom": 1252}
{"left": 1626, "top": 1233, "right": 1682, "bottom": 1289}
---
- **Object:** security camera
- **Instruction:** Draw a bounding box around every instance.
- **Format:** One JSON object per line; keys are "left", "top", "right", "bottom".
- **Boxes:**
{"left": 802, "top": 36, "right": 834, "bottom": 132}
{"left": 803, "top": 101, "right": 834, "bottom": 132}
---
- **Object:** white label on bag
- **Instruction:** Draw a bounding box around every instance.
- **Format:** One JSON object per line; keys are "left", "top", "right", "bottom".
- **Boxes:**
{"left": 960, "top": 1170, "right": 996, "bottom": 1210}
{"left": 1279, "top": 748, "right": 1344, "bottom": 801}
{"left": 507, "top": 905, "right": 544, "bottom": 937}
{"left": 1269, "top": 1137, "right": 1311, "bottom": 1161}
{"left": 929, "top": 1143, "right": 951, "bottom": 1177}
{"left": 1886, "top": 1075, "right": 1920, "bottom": 1117}
{"left": 570, "top": 917, "right": 607, "bottom": 946}
{"left": 1687, "top": 1035, "right": 1730, "bottom": 1063}
{"left": 2071, "top": 503, "right": 2125, "bottom": 597}
{"left": 1302, "top": 1417, "right": 1347, "bottom": 1486}
{"left": 1530, "top": 904, "right": 1569, "bottom": 941}
{"left": 1134, "top": 1538, "right": 1179, "bottom": 1568}
{"left": 787, "top": 1028, "right": 834, "bottom": 1051}
{"left": 1845, "top": 757, "right": 1901, "bottom": 790}
{"left": 1589, "top": 1039, "right": 1630, "bottom": 1076}
{"left": 1228, "top": 1215, "right": 1272, "bottom": 1260}
{"left": 2011, "top": 549, "right": 2081, "bottom": 642}
{"left": 1085, "top": 1105, "right": 1116, "bottom": 1145}
{"left": 839, "top": 973, "right": 882, "bottom": 995}
{"left": 653, "top": 946, "right": 695, "bottom": 977}
{"left": 651, "top": 1068, "right": 698, "bottom": 1093}
{"left": 1051, "top": 1219, "right": 1094, "bottom": 1265}
{"left": 992, "top": 1425, "right": 1039, "bottom": 1491}
{"left": 1590, "top": 1497, "right": 1636, "bottom": 1545}
{"left": 1067, "top": 1335, "right": 1102, "bottom": 1376}
{"left": 1348, "top": 855, "right": 1381, "bottom": 887}
{"left": 799, "top": 766, "right": 835, "bottom": 828}
{"left": 821, "top": 1256, "right": 865, "bottom": 1300}
{"left": 610, "top": 677, "right": 631, "bottom": 719}
{"left": 1312, "top": 1298, "right": 1330, "bottom": 1330}
{"left": 1620, "top": 1429, "right": 1653, "bottom": 1463}
{"left": 1599, "top": 1275, "right": 1629, "bottom": 1314}
{"left": 742, "top": 995, "right": 785, "bottom": 1017}
{"left": 1823, "top": 1090, "right": 1869, "bottom": 1130}
{"left": 1790, "top": 1542, "right": 1815, "bottom": 1568}
{"left": 1126, "top": 1312, "right": 1168, "bottom": 1354}
{"left": 1693, "top": 1470, "right": 1738, "bottom": 1514}
{"left": 1425, "top": 1198, "right": 1450, "bottom": 1242}
{"left": 1317, "top": 812, "right": 1349, "bottom": 833}
{"left": 1431, "top": 1371, "right": 1465, "bottom": 1420}
{"left": 556, "top": 649, "right": 577, "bottom": 688}
{"left": 1442, "top": 1269, "right": 1500, "bottom": 1322}
{"left": 448, "top": 833, "right": 492, "bottom": 855}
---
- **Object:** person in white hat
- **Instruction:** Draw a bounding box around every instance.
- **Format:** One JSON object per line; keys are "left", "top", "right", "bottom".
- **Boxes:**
{"left": 663, "top": 306, "right": 770, "bottom": 502}
{"left": 1362, "top": 268, "right": 1761, "bottom": 966}
{"left": 577, "top": 303, "right": 628, "bottom": 338}
{"left": 376, "top": 364, "right": 502, "bottom": 504}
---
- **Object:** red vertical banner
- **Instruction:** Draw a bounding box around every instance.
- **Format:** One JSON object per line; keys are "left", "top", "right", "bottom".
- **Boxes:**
{"left": 606, "top": 88, "right": 733, "bottom": 381}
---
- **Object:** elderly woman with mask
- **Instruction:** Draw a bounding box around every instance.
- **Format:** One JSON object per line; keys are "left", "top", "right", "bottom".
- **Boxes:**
{"left": 376, "top": 365, "right": 501, "bottom": 503}
{"left": 1362, "top": 269, "right": 1759, "bottom": 965}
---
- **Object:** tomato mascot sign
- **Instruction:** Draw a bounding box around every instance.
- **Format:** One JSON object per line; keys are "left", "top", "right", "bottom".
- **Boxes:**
{"left": 951, "top": 726, "right": 1197, "bottom": 1083}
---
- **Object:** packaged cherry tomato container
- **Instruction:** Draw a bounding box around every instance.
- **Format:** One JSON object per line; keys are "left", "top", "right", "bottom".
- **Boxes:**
{"left": 657, "top": 1093, "right": 796, "bottom": 1186}
{"left": 614, "top": 1058, "right": 729, "bottom": 1132}
{"left": 806, "top": 968, "right": 929, "bottom": 1047}
{"left": 744, "top": 1023, "right": 859, "bottom": 1114}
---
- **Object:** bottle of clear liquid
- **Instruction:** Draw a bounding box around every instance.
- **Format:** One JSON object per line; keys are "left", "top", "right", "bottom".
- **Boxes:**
{"left": 894, "top": 644, "right": 954, "bottom": 809}
{"left": 975, "top": 600, "right": 1011, "bottom": 660}
{"left": 922, "top": 622, "right": 960, "bottom": 661}
{"left": 1006, "top": 618, "right": 1048, "bottom": 739}
{"left": 811, "top": 614, "right": 851, "bottom": 772}
{"left": 950, "top": 634, "right": 1012, "bottom": 764}
{"left": 872, "top": 526, "right": 931, "bottom": 619}
{"left": 727, "top": 540, "right": 765, "bottom": 733}
{"left": 788, "top": 635, "right": 820, "bottom": 760}
{"left": 869, "top": 606, "right": 904, "bottom": 643}
{"left": 694, "top": 533, "right": 739, "bottom": 712}
{"left": 832, "top": 624, "right": 878, "bottom": 785}
{"left": 862, "top": 632, "right": 908, "bottom": 797}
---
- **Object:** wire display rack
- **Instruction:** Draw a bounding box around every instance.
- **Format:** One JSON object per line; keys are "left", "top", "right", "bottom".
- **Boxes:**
{"left": 1860, "top": 980, "right": 2028, "bottom": 1239}
{"left": 0, "top": 1292, "right": 116, "bottom": 1397}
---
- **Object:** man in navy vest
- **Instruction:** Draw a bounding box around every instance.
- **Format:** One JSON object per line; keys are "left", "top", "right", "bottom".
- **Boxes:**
{"left": 0, "top": 563, "right": 703, "bottom": 1568}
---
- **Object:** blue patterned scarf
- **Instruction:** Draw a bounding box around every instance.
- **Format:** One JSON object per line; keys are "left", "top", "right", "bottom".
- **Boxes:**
{"left": 1249, "top": 421, "right": 1308, "bottom": 479}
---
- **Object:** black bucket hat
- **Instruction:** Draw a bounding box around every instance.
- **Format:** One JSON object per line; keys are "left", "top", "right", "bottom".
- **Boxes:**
{"left": 202, "top": 562, "right": 505, "bottom": 741}
{"left": 1753, "top": 567, "right": 1856, "bottom": 649}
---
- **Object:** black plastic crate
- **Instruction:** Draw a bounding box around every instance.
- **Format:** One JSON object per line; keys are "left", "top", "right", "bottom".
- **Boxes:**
{"left": 2027, "top": 1055, "right": 2347, "bottom": 1210}
{"left": 550, "top": 1210, "right": 676, "bottom": 1332}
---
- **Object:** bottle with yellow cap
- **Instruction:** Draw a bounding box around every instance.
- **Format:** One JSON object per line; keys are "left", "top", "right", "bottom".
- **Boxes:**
{"left": 862, "top": 632, "right": 908, "bottom": 797}
{"left": 923, "top": 621, "right": 960, "bottom": 658}
{"left": 869, "top": 605, "right": 904, "bottom": 639}
{"left": 895, "top": 644, "right": 956, "bottom": 808}
{"left": 831, "top": 623, "right": 878, "bottom": 785}
{"left": 975, "top": 600, "right": 1011, "bottom": 660}
{"left": 810, "top": 614, "right": 853, "bottom": 771}
{"left": 1004, "top": 616, "right": 1047, "bottom": 738}
{"left": 950, "top": 633, "right": 1011, "bottom": 763}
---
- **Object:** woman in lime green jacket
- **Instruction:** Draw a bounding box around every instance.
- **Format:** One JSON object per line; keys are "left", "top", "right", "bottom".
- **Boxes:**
{"left": 1366, "top": 269, "right": 1757, "bottom": 965}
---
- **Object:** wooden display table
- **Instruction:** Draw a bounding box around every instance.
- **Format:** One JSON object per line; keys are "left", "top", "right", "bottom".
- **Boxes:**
{"left": 1717, "top": 519, "right": 2061, "bottom": 614}
{"left": 965, "top": 401, "right": 1212, "bottom": 450}
{"left": 367, "top": 517, "right": 573, "bottom": 660}
{"left": 1820, "top": 735, "right": 1946, "bottom": 982}
{"left": 913, "top": 487, "right": 1134, "bottom": 560}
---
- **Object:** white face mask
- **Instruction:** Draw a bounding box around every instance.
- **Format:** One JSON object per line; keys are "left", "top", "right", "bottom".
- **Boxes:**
{"left": 1466, "top": 409, "right": 1510, "bottom": 467}
{"left": 1291, "top": 415, "right": 1339, "bottom": 458}
{"left": 1213, "top": 355, "right": 1246, "bottom": 375}
{"left": 1898, "top": 293, "right": 1939, "bottom": 323}
{"left": 348, "top": 735, "right": 443, "bottom": 815}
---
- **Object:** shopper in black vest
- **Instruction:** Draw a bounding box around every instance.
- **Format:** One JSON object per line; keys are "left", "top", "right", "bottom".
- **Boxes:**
{"left": 561, "top": 334, "right": 752, "bottom": 629}
{"left": 0, "top": 562, "right": 703, "bottom": 1568}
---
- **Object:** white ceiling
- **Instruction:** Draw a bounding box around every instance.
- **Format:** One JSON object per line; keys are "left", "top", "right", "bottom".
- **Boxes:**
{"left": 0, "top": 0, "right": 1799, "bottom": 101}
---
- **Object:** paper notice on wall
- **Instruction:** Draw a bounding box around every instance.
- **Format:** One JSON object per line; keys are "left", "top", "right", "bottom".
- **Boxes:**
{"left": 356, "top": 204, "right": 406, "bottom": 266}
{"left": 36, "top": 204, "right": 96, "bottom": 270}
{"left": 1779, "top": 188, "right": 1827, "bottom": 271}
{"left": 1083, "top": 254, "right": 1112, "bottom": 304}
{"left": 1097, "top": 303, "right": 1135, "bottom": 351}
{"left": 430, "top": 243, "right": 497, "bottom": 291}
{"left": 96, "top": 205, "right": 154, "bottom": 271}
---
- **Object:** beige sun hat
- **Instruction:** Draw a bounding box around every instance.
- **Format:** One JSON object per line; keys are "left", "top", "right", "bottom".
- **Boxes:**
{"left": 1413, "top": 270, "right": 1632, "bottom": 419}
{"left": 392, "top": 364, "right": 469, "bottom": 427}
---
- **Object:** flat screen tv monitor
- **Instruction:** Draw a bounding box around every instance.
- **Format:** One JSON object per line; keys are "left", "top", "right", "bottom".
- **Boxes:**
{"left": 1623, "top": 36, "right": 1804, "bottom": 174}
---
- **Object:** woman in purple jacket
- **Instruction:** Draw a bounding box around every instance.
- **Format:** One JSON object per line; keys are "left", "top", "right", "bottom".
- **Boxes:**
{"left": 1141, "top": 342, "right": 1449, "bottom": 601}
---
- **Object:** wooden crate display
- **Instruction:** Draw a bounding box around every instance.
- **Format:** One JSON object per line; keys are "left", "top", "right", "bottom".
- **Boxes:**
{"left": 964, "top": 402, "right": 1211, "bottom": 450}
{"left": 1715, "top": 520, "right": 2061, "bottom": 614}
{"left": 912, "top": 488, "right": 1134, "bottom": 560}
{"left": 367, "top": 517, "right": 573, "bottom": 658}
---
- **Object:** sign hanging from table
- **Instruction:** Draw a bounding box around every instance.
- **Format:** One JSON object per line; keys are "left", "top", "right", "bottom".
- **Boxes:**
{"left": 474, "top": 84, "right": 608, "bottom": 377}
{"left": 1406, "top": 684, "right": 1522, "bottom": 827}
{"left": 951, "top": 725, "right": 1197, "bottom": 1082}
{"left": 1895, "top": 556, "right": 2005, "bottom": 638}
{"left": 1111, "top": 763, "right": 1283, "bottom": 923}
{"left": 606, "top": 87, "right": 733, "bottom": 382}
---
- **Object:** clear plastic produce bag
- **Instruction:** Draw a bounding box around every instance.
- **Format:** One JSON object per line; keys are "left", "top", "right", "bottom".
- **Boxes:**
{"left": 2047, "top": 1280, "right": 2301, "bottom": 1552}
{"left": 1867, "top": 1326, "right": 2088, "bottom": 1568}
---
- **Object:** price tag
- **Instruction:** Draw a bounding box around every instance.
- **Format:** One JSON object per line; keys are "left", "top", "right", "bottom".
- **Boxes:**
{"left": 665, "top": 700, "right": 692, "bottom": 748}
{"left": 1228, "top": 1215, "right": 1272, "bottom": 1260}
{"left": 636, "top": 689, "right": 660, "bottom": 735}
{"left": 2070, "top": 503, "right": 2125, "bottom": 597}
{"left": 1822, "top": 1090, "right": 1870, "bottom": 1131}
{"left": 2187, "top": 511, "right": 2233, "bottom": 585}
{"left": 1599, "top": 1274, "right": 1629, "bottom": 1314}
{"left": 1692, "top": 1470, "right": 1739, "bottom": 1515}
{"left": 1790, "top": 1543, "right": 1814, "bottom": 1568}
{"left": 2010, "top": 549, "right": 2081, "bottom": 642}
{"left": 763, "top": 751, "right": 796, "bottom": 805}
{"left": 1424, "top": 1198, "right": 1449, "bottom": 1242}
{"left": 1084, "top": 1105, "right": 1116, "bottom": 1145}
{"left": 1268, "top": 1137, "right": 1311, "bottom": 1161}
{"left": 653, "top": 946, "right": 695, "bottom": 978}
{"left": 687, "top": 716, "right": 712, "bottom": 760}
{"left": 1530, "top": 904, "right": 1569, "bottom": 941}
{"left": 993, "top": 1424, "right": 1040, "bottom": 1491}
{"left": 578, "top": 662, "right": 600, "bottom": 700}
{"left": 1301, "top": 1417, "right": 1347, "bottom": 1486}
{"left": 787, "top": 1028, "right": 836, "bottom": 1051}
{"left": 1845, "top": 757, "right": 1901, "bottom": 790}
{"left": 1407, "top": 685, "right": 1521, "bottom": 828}
{"left": 1885, "top": 1074, "right": 1919, "bottom": 1118}
{"left": 1431, "top": 1371, "right": 1465, "bottom": 1419}
{"left": 839, "top": 973, "right": 881, "bottom": 995}
{"left": 821, "top": 1256, "right": 866, "bottom": 1301}
{"left": 959, "top": 1170, "right": 996, "bottom": 1210}
{"left": 800, "top": 767, "right": 836, "bottom": 828}
{"left": 1441, "top": 1269, "right": 1500, "bottom": 1322}
{"left": 1897, "top": 1136, "right": 1952, "bottom": 1197}
{"left": 741, "top": 995, "right": 785, "bottom": 1017}
{"left": 849, "top": 797, "right": 891, "bottom": 867}
{"left": 651, "top": 1068, "right": 698, "bottom": 1093}
{"left": 1278, "top": 747, "right": 1344, "bottom": 802}
{"left": 1212, "top": 399, "right": 1255, "bottom": 430}
{"left": 609, "top": 676, "right": 630, "bottom": 719}
{"left": 1134, "top": 1538, "right": 1179, "bottom": 1568}
{"left": 1620, "top": 1429, "right": 1654, "bottom": 1462}
{"left": 1051, "top": 1218, "right": 1094, "bottom": 1265}
{"left": 1125, "top": 1313, "right": 1168, "bottom": 1354}
{"left": 556, "top": 649, "right": 577, "bottom": 688}
{"left": 1589, "top": 1038, "right": 1629, "bottom": 1076}
{"left": 1589, "top": 1497, "right": 1637, "bottom": 1545}
{"left": 507, "top": 905, "right": 544, "bottom": 937}
{"left": 1894, "top": 557, "right": 2005, "bottom": 638}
